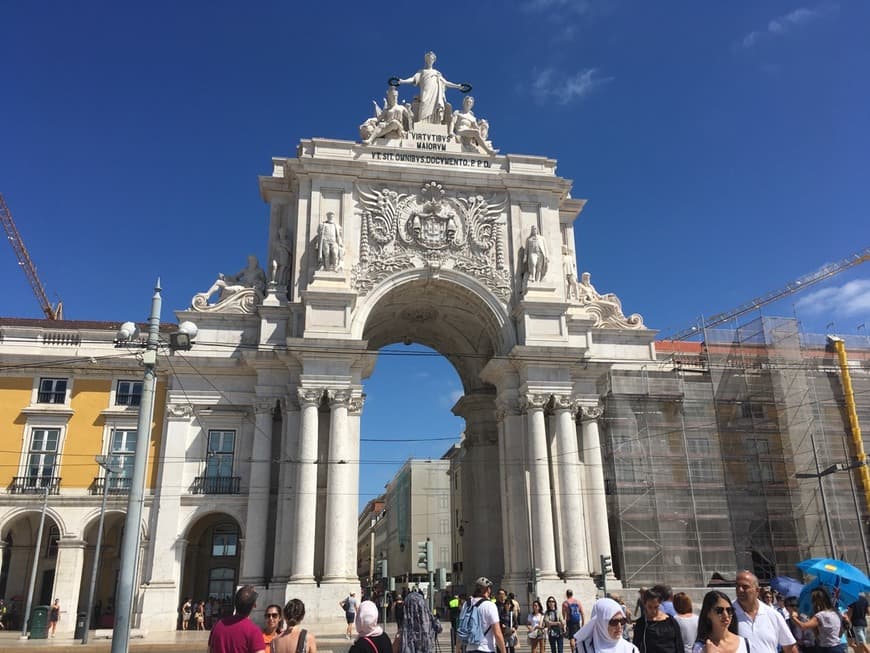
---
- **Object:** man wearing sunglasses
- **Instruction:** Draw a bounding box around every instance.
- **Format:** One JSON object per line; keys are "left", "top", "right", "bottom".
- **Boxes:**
{"left": 733, "top": 571, "right": 796, "bottom": 653}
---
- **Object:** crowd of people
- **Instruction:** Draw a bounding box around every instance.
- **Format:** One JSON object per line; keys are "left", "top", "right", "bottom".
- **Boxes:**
{"left": 205, "top": 571, "right": 869, "bottom": 653}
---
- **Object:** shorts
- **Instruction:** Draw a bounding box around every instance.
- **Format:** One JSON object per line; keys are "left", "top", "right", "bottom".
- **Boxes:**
{"left": 854, "top": 626, "right": 867, "bottom": 644}
{"left": 567, "top": 622, "right": 580, "bottom": 639}
{"left": 346, "top": 612, "right": 355, "bottom": 624}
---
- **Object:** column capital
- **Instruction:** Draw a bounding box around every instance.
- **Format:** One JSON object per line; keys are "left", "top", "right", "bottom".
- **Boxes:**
{"left": 349, "top": 395, "right": 365, "bottom": 415}
{"left": 327, "top": 389, "right": 352, "bottom": 407}
{"left": 167, "top": 403, "right": 193, "bottom": 420}
{"left": 495, "top": 398, "right": 521, "bottom": 422}
{"left": 552, "top": 394, "right": 582, "bottom": 414}
{"left": 520, "top": 393, "right": 550, "bottom": 414}
{"left": 254, "top": 399, "right": 276, "bottom": 415}
{"left": 297, "top": 388, "right": 324, "bottom": 407}
{"left": 580, "top": 405, "right": 604, "bottom": 421}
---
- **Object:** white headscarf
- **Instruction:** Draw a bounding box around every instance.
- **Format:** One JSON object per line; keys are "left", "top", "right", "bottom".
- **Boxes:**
{"left": 355, "top": 600, "right": 383, "bottom": 638}
{"left": 575, "top": 598, "right": 626, "bottom": 653}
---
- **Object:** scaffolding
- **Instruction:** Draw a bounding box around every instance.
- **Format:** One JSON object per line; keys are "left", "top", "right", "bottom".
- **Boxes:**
{"left": 602, "top": 316, "right": 870, "bottom": 587}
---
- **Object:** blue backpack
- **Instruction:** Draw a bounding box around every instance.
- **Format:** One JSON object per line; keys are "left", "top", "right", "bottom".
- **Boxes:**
{"left": 457, "top": 598, "right": 492, "bottom": 646}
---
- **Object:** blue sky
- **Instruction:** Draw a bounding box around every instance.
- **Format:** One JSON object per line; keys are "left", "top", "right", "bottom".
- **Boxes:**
{"left": 2, "top": 1, "right": 869, "bottom": 507}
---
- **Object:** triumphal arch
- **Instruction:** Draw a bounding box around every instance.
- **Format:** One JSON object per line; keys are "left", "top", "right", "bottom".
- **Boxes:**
{"left": 140, "top": 53, "right": 656, "bottom": 626}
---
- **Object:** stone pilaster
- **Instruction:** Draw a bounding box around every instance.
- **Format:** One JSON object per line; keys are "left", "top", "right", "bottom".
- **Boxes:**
{"left": 496, "top": 397, "right": 530, "bottom": 588}
{"left": 53, "top": 539, "right": 86, "bottom": 634}
{"left": 140, "top": 402, "right": 192, "bottom": 632}
{"left": 291, "top": 388, "right": 322, "bottom": 582}
{"left": 273, "top": 397, "right": 300, "bottom": 582}
{"left": 240, "top": 399, "right": 275, "bottom": 585}
{"left": 521, "top": 393, "right": 558, "bottom": 579}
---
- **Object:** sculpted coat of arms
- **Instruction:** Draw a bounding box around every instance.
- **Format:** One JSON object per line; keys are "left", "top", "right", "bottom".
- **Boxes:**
{"left": 352, "top": 181, "right": 511, "bottom": 300}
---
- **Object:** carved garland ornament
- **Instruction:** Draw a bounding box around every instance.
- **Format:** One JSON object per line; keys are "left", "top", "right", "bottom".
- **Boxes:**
{"left": 351, "top": 181, "right": 511, "bottom": 301}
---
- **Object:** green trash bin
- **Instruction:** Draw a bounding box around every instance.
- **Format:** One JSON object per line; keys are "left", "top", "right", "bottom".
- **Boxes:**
{"left": 29, "top": 605, "right": 49, "bottom": 639}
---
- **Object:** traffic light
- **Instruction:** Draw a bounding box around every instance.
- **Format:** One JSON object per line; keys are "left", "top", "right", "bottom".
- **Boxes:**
{"left": 377, "top": 559, "right": 388, "bottom": 579}
{"left": 600, "top": 554, "right": 612, "bottom": 576}
{"left": 417, "top": 539, "right": 434, "bottom": 572}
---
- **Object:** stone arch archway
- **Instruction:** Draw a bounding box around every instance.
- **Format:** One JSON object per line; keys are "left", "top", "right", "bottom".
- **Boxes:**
{"left": 179, "top": 512, "right": 244, "bottom": 625}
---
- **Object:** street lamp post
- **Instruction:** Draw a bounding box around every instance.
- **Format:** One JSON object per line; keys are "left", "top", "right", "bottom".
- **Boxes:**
{"left": 109, "top": 282, "right": 196, "bottom": 652}
{"left": 111, "top": 281, "right": 162, "bottom": 653}
{"left": 81, "top": 456, "right": 124, "bottom": 645}
{"left": 20, "top": 487, "right": 49, "bottom": 639}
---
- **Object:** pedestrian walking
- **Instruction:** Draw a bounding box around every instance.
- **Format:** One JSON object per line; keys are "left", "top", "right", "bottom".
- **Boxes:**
{"left": 208, "top": 585, "right": 265, "bottom": 653}
{"left": 633, "top": 586, "right": 683, "bottom": 653}
{"left": 692, "top": 591, "right": 747, "bottom": 653}
{"left": 48, "top": 599, "right": 60, "bottom": 637}
{"left": 271, "top": 599, "right": 317, "bottom": 653}
{"left": 573, "top": 598, "right": 639, "bottom": 653}
{"left": 349, "top": 600, "right": 392, "bottom": 653}
{"left": 545, "top": 596, "right": 566, "bottom": 653}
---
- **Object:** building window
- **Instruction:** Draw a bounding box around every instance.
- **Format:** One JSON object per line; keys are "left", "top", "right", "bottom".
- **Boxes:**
{"left": 46, "top": 525, "right": 59, "bottom": 558}
{"left": 109, "top": 429, "right": 137, "bottom": 489}
{"left": 439, "top": 518, "right": 449, "bottom": 535}
{"left": 212, "top": 524, "right": 238, "bottom": 557}
{"left": 741, "top": 402, "right": 764, "bottom": 419}
{"left": 206, "top": 430, "right": 235, "bottom": 478}
{"left": 27, "top": 428, "right": 60, "bottom": 483}
{"left": 439, "top": 546, "right": 448, "bottom": 567}
{"left": 687, "top": 437, "right": 715, "bottom": 482}
{"left": 439, "top": 494, "right": 449, "bottom": 509}
{"left": 37, "top": 378, "right": 67, "bottom": 404}
{"left": 208, "top": 567, "right": 235, "bottom": 600}
{"left": 115, "top": 380, "right": 143, "bottom": 406}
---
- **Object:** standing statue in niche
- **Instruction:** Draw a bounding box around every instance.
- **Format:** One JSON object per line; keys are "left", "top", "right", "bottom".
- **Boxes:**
{"left": 522, "top": 225, "right": 549, "bottom": 284}
{"left": 360, "top": 87, "right": 414, "bottom": 144}
{"left": 394, "top": 51, "right": 470, "bottom": 125}
{"left": 317, "top": 212, "right": 344, "bottom": 272}
{"left": 272, "top": 226, "right": 293, "bottom": 286}
{"left": 451, "top": 96, "right": 497, "bottom": 155}
{"left": 563, "top": 249, "right": 580, "bottom": 301}
{"left": 199, "top": 255, "right": 267, "bottom": 304}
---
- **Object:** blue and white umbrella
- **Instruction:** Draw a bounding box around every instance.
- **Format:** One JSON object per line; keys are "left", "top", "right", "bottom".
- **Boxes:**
{"left": 797, "top": 558, "right": 870, "bottom": 611}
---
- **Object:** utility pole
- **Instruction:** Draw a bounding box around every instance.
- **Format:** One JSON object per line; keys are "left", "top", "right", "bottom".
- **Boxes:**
{"left": 20, "top": 487, "right": 49, "bottom": 639}
{"left": 111, "top": 281, "right": 162, "bottom": 653}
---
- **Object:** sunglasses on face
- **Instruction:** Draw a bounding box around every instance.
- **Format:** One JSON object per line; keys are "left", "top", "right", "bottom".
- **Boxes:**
{"left": 266, "top": 613, "right": 281, "bottom": 618}
{"left": 713, "top": 607, "right": 734, "bottom": 617}
{"left": 609, "top": 619, "right": 627, "bottom": 627}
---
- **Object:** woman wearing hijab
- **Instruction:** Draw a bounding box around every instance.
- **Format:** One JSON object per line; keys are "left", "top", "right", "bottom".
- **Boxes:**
{"left": 574, "top": 598, "right": 639, "bottom": 653}
{"left": 392, "top": 592, "right": 437, "bottom": 653}
{"left": 350, "top": 601, "right": 392, "bottom": 653}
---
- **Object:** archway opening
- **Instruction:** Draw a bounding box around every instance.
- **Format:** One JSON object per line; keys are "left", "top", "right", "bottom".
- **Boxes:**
{"left": 77, "top": 512, "right": 125, "bottom": 628}
{"left": 358, "top": 276, "right": 507, "bottom": 595}
{"left": 0, "top": 511, "right": 62, "bottom": 629}
{"left": 179, "top": 513, "right": 242, "bottom": 629}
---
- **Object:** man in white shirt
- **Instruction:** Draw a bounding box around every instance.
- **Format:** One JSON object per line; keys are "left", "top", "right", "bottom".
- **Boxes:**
{"left": 459, "top": 577, "right": 507, "bottom": 653}
{"left": 733, "top": 570, "right": 796, "bottom": 653}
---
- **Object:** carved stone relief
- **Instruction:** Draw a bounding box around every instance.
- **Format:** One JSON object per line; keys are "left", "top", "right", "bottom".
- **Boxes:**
{"left": 351, "top": 181, "right": 511, "bottom": 301}
{"left": 575, "top": 272, "right": 646, "bottom": 329}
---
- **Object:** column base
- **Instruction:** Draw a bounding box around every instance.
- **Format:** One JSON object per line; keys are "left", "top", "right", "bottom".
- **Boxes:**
{"left": 320, "top": 575, "right": 356, "bottom": 584}
{"left": 239, "top": 576, "right": 266, "bottom": 586}
{"left": 289, "top": 574, "right": 316, "bottom": 583}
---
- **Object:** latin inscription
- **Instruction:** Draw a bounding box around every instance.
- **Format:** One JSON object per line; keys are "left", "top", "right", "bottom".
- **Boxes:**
{"left": 370, "top": 151, "right": 492, "bottom": 168}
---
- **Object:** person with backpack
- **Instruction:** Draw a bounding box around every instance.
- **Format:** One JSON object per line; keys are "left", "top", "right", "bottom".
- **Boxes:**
{"left": 564, "top": 590, "right": 588, "bottom": 651}
{"left": 456, "top": 577, "right": 507, "bottom": 653}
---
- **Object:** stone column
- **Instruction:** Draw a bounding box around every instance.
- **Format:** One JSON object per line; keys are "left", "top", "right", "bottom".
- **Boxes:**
{"left": 140, "top": 402, "right": 192, "bottom": 632}
{"left": 240, "top": 400, "right": 275, "bottom": 585}
{"left": 522, "top": 393, "right": 558, "bottom": 579}
{"left": 552, "top": 395, "right": 589, "bottom": 578}
{"left": 273, "top": 398, "right": 299, "bottom": 583}
{"left": 291, "top": 388, "right": 322, "bottom": 582}
{"left": 581, "top": 406, "right": 612, "bottom": 566}
{"left": 345, "top": 396, "right": 364, "bottom": 581}
{"left": 323, "top": 389, "right": 352, "bottom": 582}
{"left": 53, "top": 538, "right": 86, "bottom": 633}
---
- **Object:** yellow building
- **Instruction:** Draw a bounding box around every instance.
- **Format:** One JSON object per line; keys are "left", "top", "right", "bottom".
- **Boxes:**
{"left": 0, "top": 318, "right": 166, "bottom": 634}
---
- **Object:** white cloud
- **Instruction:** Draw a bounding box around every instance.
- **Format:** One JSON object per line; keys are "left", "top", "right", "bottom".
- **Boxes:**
{"left": 530, "top": 67, "right": 613, "bottom": 105}
{"left": 794, "top": 278, "right": 870, "bottom": 317}
{"left": 735, "top": 3, "right": 837, "bottom": 50}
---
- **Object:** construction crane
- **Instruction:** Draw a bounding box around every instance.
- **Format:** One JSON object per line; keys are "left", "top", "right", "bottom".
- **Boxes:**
{"left": 0, "top": 192, "right": 63, "bottom": 320}
{"left": 668, "top": 247, "right": 870, "bottom": 341}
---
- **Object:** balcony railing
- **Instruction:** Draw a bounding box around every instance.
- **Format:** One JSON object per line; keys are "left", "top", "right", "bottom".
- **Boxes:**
{"left": 90, "top": 476, "right": 132, "bottom": 495}
{"left": 9, "top": 476, "right": 61, "bottom": 495}
{"left": 191, "top": 476, "right": 241, "bottom": 495}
